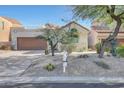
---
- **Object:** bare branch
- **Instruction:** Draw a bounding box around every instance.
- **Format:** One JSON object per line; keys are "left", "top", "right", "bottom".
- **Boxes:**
{"left": 111, "top": 5, "right": 115, "bottom": 13}
{"left": 53, "top": 41, "right": 58, "bottom": 49}
{"left": 118, "top": 12, "right": 124, "bottom": 17}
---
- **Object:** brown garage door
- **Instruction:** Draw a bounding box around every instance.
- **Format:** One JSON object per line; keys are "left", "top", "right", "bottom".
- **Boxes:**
{"left": 17, "top": 37, "right": 47, "bottom": 50}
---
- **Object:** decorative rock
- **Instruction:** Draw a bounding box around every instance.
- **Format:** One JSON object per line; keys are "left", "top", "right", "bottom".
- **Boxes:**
{"left": 78, "top": 54, "right": 89, "bottom": 58}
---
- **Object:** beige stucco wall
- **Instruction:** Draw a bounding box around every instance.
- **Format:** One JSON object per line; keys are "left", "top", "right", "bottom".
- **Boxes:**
{"left": 88, "top": 30, "right": 98, "bottom": 49}
{"left": 76, "top": 31, "right": 88, "bottom": 51}
{"left": 0, "top": 17, "right": 22, "bottom": 42}
{"left": 0, "top": 17, "right": 12, "bottom": 42}
{"left": 62, "top": 22, "right": 89, "bottom": 51}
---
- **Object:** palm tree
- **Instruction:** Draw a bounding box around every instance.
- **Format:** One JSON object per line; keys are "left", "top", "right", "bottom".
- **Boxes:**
{"left": 72, "top": 5, "right": 124, "bottom": 57}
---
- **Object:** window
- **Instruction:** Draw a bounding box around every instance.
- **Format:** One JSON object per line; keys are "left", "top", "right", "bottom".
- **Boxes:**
{"left": 2, "top": 22, "right": 4, "bottom": 30}
{"left": 0, "top": 21, "right": 4, "bottom": 31}
{"left": 70, "top": 28, "right": 79, "bottom": 43}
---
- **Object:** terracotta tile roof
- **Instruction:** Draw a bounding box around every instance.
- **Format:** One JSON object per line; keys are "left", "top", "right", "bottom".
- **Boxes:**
{"left": 44, "top": 23, "right": 60, "bottom": 29}
{"left": 0, "top": 16, "right": 22, "bottom": 25}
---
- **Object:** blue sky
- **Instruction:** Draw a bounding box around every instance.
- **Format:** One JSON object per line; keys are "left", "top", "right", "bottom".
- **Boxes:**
{"left": 0, "top": 5, "right": 91, "bottom": 29}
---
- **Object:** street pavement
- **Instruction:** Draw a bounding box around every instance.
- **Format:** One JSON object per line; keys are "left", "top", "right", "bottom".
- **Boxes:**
{"left": 1, "top": 83, "right": 124, "bottom": 88}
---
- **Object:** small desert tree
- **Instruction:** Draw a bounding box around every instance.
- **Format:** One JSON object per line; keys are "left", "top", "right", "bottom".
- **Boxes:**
{"left": 37, "top": 25, "right": 62, "bottom": 56}
{"left": 72, "top": 5, "right": 124, "bottom": 58}
{"left": 37, "top": 24, "right": 79, "bottom": 56}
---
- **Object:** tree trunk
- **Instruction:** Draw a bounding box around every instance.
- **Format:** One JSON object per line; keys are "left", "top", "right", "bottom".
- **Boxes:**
{"left": 49, "top": 40, "right": 58, "bottom": 56}
{"left": 50, "top": 41, "right": 54, "bottom": 56}
{"left": 51, "top": 41, "right": 58, "bottom": 56}
{"left": 99, "top": 40, "right": 108, "bottom": 58}
{"left": 51, "top": 48, "right": 55, "bottom": 56}
{"left": 99, "top": 19, "right": 122, "bottom": 58}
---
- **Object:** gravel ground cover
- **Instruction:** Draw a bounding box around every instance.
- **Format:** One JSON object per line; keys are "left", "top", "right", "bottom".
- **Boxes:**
{"left": 0, "top": 50, "right": 124, "bottom": 77}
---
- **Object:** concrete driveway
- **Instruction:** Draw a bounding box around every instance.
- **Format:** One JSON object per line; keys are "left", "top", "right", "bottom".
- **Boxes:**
{"left": 0, "top": 50, "right": 44, "bottom": 77}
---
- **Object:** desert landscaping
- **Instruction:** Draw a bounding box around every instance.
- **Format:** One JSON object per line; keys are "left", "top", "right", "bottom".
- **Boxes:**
{"left": 0, "top": 50, "right": 124, "bottom": 77}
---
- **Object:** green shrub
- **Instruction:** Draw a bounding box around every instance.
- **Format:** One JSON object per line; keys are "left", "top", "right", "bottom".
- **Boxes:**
{"left": 117, "top": 46, "right": 124, "bottom": 57}
{"left": 78, "top": 54, "right": 89, "bottom": 58}
{"left": 105, "top": 48, "right": 110, "bottom": 53}
{"left": 95, "top": 43, "right": 101, "bottom": 54}
{"left": 0, "top": 45, "right": 6, "bottom": 50}
{"left": 44, "top": 63, "right": 55, "bottom": 71}
{"left": 105, "top": 47, "right": 110, "bottom": 56}
{"left": 0, "top": 45, "right": 11, "bottom": 50}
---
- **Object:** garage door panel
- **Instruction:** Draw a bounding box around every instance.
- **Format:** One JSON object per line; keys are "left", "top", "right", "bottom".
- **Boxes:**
{"left": 17, "top": 37, "right": 47, "bottom": 50}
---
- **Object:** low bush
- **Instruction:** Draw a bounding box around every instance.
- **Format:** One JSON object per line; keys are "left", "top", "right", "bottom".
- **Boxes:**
{"left": 0, "top": 45, "right": 11, "bottom": 50}
{"left": 105, "top": 47, "right": 110, "bottom": 53}
{"left": 44, "top": 63, "right": 55, "bottom": 71}
{"left": 95, "top": 43, "right": 101, "bottom": 54}
{"left": 117, "top": 46, "right": 124, "bottom": 57}
{"left": 105, "top": 47, "right": 111, "bottom": 56}
{"left": 78, "top": 54, "right": 89, "bottom": 58}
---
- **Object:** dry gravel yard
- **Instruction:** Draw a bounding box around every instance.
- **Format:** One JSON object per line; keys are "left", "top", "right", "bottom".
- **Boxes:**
{"left": 0, "top": 50, "right": 124, "bottom": 77}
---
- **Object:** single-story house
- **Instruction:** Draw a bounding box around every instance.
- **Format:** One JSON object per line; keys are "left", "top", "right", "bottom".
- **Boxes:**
{"left": 60, "top": 21, "right": 89, "bottom": 51}
{"left": 88, "top": 21, "right": 124, "bottom": 49}
{"left": 11, "top": 21, "right": 90, "bottom": 51}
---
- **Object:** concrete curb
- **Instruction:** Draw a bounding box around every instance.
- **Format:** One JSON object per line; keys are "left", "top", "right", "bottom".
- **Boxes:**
{"left": 0, "top": 76, "right": 124, "bottom": 84}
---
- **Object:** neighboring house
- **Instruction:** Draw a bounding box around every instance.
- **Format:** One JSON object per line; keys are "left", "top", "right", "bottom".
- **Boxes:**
{"left": 0, "top": 16, "right": 22, "bottom": 46}
{"left": 61, "top": 21, "right": 90, "bottom": 51}
{"left": 88, "top": 21, "right": 124, "bottom": 49}
{"left": 11, "top": 21, "right": 90, "bottom": 51}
